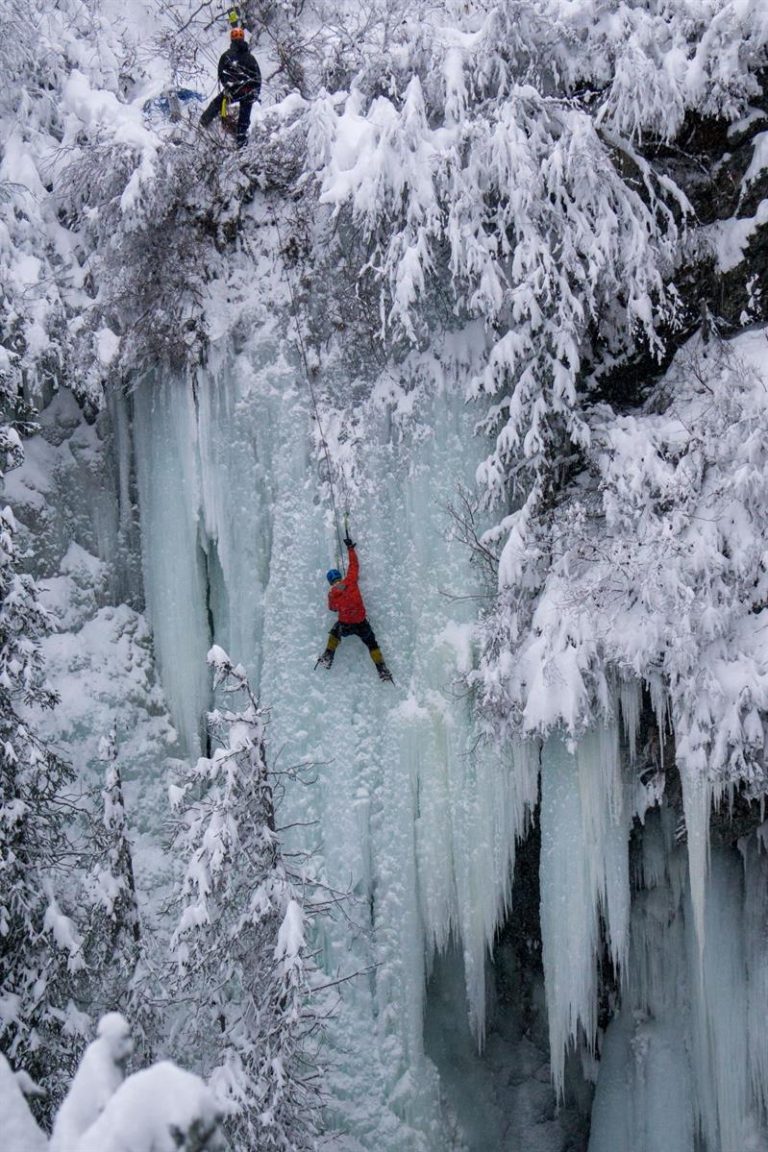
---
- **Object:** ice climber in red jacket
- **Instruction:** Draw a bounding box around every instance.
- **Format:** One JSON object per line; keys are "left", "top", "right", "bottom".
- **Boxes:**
{"left": 316, "top": 536, "right": 393, "bottom": 682}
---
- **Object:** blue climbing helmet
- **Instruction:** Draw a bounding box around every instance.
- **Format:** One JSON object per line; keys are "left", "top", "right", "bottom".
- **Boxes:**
{"left": 326, "top": 568, "right": 342, "bottom": 584}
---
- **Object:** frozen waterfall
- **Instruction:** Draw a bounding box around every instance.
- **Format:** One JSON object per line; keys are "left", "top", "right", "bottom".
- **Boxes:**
{"left": 18, "top": 328, "right": 768, "bottom": 1150}
{"left": 126, "top": 340, "right": 538, "bottom": 1144}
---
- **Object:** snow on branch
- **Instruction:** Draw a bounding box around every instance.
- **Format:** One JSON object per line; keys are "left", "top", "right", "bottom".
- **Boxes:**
{"left": 169, "top": 649, "right": 318, "bottom": 1150}
{"left": 476, "top": 329, "right": 768, "bottom": 790}
{"left": 305, "top": 27, "right": 683, "bottom": 535}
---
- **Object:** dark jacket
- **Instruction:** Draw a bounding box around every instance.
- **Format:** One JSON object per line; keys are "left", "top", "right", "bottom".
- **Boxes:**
{"left": 328, "top": 547, "right": 366, "bottom": 624}
{"left": 218, "top": 41, "right": 261, "bottom": 102}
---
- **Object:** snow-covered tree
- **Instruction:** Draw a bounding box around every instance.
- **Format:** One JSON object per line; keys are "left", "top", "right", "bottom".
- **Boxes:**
{"left": 169, "top": 647, "right": 319, "bottom": 1151}
{"left": 0, "top": 459, "right": 83, "bottom": 1094}
{"left": 0, "top": 1051, "right": 47, "bottom": 1152}
{"left": 0, "top": 0, "right": 152, "bottom": 404}
{"left": 75, "top": 732, "right": 144, "bottom": 1028}
{"left": 50, "top": 1011, "right": 134, "bottom": 1152}
{"left": 0, "top": 0, "right": 70, "bottom": 401}
{"left": 0, "top": 24, "right": 132, "bottom": 1067}
{"left": 97, "top": 732, "right": 141, "bottom": 947}
{"left": 42, "top": 1030, "right": 226, "bottom": 1152}
{"left": 74, "top": 1060, "right": 227, "bottom": 1152}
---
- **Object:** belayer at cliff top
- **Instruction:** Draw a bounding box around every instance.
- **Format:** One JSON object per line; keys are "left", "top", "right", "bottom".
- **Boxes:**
{"left": 200, "top": 27, "right": 261, "bottom": 149}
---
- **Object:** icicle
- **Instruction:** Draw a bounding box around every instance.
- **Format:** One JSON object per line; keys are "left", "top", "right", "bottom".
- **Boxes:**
{"left": 678, "top": 758, "right": 711, "bottom": 966}
{"left": 540, "top": 725, "right": 630, "bottom": 1096}
{"left": 412, "top": 696, "right": 458, "bottom": 959}
{"left": 646, "top": 672, "right": 670, "bottom": 768}
{"left": 132, "top": 373, "right": 211, "bottom": 754}
{"left": 454, "top": 733, "right": 537, "bottom": 1042}
{"left": 686, "top": 847, "right": 749, "bottom": 1151}
{"left": 576, "top": 724, "right": 630, "bottom": 975}
{"left": 619, "top": 677, "right": 642, "bottom": 764}
{"left": 511, "top": 737, "right": 542, "bottom": 835}
{"left": 588, "top": 1013, "right": 694, "bottom": 1152}
{"left": 540, "top": 735, "right": 599, "bottom": 1097}
{"left": 744, "top": 836, "right": 768, "bottom": 1126}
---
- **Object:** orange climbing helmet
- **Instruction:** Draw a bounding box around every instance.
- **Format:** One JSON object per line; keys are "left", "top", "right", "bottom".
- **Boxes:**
{"left": 230, "top": 27, "right": 245, "bottom": 40}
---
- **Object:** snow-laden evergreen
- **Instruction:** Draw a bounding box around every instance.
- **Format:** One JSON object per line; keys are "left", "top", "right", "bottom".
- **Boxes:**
{"left": 170, "top": 648, "right": 318, "bottom": 1151}
{"left": 0, "top": 422, "right": 79, "bottom": 1090}
{"left": 74, "top": 1061, "right": 227, "bottom": 1152}
{"left": 50, "top": 1012, "right": 133, "bottom": 1152}
{"left": 479, "top": 331, "right": 768, "bottom": 773}
{"left": 0, "top": 1051, "right": 47, "bottom": 1152}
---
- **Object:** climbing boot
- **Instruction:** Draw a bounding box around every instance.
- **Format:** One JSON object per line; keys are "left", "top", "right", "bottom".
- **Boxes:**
{"left": 315, "top": 649, "right": 334, "bottom": 671}
{"left": 376, "top": 662, "right": 393, "bottom": 683}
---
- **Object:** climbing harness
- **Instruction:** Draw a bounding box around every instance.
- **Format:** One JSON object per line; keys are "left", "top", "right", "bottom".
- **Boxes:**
{"left": 218, "top": 94, "right": 239, "bottom": 136}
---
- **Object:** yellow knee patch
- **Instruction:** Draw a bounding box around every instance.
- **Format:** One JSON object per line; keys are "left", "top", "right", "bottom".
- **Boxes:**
{"left": 370, "top": 647, "right": 383, "bottom": 664}
{"left": 327, "top": 633, "right": 341, "bottom": 651}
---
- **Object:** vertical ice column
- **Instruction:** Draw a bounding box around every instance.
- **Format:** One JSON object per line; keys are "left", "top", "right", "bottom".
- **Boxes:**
{"left": 577, "top": 726, "right": 630, "bottom": 974}
{"left": 679, "top": 756, "right": 711, "bottom": 966}
{"left": 106, "top": 388, "right": 141, "bottom": 604}
{"left": 540, "top": 736, "right": 599, "bottom": 1095}
{"left": 686, "top": 845, "right": 748, "bottom": 1152}
{"left": 194, "top": 355, "right": 284, "bottom": 686}
{"left": 590, "top": 807, "right": 695, "bottom": 1152}
{"left": 132, "top": 373, "right": 211, "bottom": 754}
{"left": 618, "top": 678, "right": 642, "bottom": 765}
{"left": 745, "top": 835, "right": 768, "bottom": 1125}
{"left": 409, "top": 692, "right": 459, "bottom": 963}
{"left": 540, "top": 727, "right": 630, "bottom": 1095}
{"left": 588, "top": 1014, "right": 694, "bottom": 1152}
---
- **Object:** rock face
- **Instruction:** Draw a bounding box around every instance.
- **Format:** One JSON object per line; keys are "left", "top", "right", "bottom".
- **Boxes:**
{"left": 591, "top": 88, "right": 768, "bottom": 419}
{"left": 676, "top": 101, "right": 768, "bottom": 334}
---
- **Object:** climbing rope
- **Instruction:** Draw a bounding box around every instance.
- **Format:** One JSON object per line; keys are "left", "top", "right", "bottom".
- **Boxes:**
{"left": 197, "top": 21, "right": 351, "bottom": 569}
{"left": 267, "top": 207, "right": 351, "bottom": 572}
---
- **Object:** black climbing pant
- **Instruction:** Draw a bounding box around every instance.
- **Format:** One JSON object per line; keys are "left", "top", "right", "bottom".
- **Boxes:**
{"left": 318, "top": 617, "right": 392, "bottom": 679}
{"left": 329, "top": 619, "right": 378, "bottom": 651}
{"left": 200, "top": 93, "right": 254, "bottom": 148}
{"left": 327, "top": 619, "right": 384, "bottom": 664}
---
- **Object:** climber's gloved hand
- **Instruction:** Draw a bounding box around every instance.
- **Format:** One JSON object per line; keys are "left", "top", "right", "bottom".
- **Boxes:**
{"left": 344, "top": 535, "right": 355, "bottom": 548}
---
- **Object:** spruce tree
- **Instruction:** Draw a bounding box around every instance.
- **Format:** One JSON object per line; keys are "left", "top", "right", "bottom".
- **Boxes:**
{"left": 79, "top": 731, "right": 143, "bottom": 1023}
{"left": 0, "top": 429, "right": 77, "bottom": 1095}
{"left": 170, "top": 647, "right": 318, "bottom": 1151}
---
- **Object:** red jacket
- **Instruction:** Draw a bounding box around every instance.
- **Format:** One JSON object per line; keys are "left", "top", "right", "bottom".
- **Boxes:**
{"left": 328, "top": 547, "right": 366, "bottom": 623}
